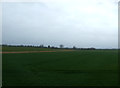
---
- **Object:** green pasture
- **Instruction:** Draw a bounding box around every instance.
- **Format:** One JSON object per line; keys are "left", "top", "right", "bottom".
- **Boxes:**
{"left": 2, "top": 46, "right": 119, "bottom": 86}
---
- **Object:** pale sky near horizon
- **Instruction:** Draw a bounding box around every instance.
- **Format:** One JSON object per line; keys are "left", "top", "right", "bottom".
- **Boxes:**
{"left": 2, "top": 0, "right": 118, "bottom": 48}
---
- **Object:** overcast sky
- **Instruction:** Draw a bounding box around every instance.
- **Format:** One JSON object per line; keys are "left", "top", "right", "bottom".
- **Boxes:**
{"left": 2, "top": 0, "right": 118, "bottom": 48}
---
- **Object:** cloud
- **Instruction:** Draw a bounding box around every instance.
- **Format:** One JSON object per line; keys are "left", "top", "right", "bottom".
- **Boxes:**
{"left": 2, "top": 0, "right": 118, "bottom": 48}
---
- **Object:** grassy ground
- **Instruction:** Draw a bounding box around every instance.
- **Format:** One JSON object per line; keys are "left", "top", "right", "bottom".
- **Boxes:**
{"left": 2, "top": 46, "right": 119, "bottom": 86}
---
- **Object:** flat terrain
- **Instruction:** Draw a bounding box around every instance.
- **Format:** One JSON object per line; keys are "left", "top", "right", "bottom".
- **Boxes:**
{"left": 2, "top": 46, "right": 119, "bottom": 86}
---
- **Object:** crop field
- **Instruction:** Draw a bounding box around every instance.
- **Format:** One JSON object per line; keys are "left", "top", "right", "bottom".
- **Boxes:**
{"left": 2, "top": 46, "right": 119, "bottom": 86}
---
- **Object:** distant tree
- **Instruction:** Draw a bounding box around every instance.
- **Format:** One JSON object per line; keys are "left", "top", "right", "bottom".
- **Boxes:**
{"left": 60, "top": 44, "right": 64, "bottom": 48}
{"left": 20, "top": 45, "right": 24, "bottom": 47}
{"left": 90, "top": 47, "right": 96, "bottom": 50}
{"left": 73, "top": 46, "right": 76, "bottom": 49}
{"left": 51, "top": 46, "right": 55, "bottom": 48}
{"left": 39, "top": 44, "right": 44, "bottom": 48}
{"left": 48, "top": 45, "right": 50, "bottom": 48}
{"left": 2, "top": 44, "right": 7, "bottom": 46}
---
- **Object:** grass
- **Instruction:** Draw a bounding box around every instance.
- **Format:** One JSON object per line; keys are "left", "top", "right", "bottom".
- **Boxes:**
{"left": 2, "top": 46, "right": 119, "bottom": 86}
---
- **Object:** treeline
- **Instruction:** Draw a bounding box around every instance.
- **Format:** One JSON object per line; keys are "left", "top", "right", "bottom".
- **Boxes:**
{"left": 1, "top": 44, "right": 96, "bottom": 50}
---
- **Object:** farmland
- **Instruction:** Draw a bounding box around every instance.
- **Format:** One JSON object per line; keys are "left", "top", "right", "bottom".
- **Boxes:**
{"left": 2, "top": 46, "right": 119, "bottom": 86}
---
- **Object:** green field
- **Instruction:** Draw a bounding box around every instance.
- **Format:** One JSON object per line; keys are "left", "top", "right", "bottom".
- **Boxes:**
{"left": 2, "top": 46, "right": 119, "bottom": 86}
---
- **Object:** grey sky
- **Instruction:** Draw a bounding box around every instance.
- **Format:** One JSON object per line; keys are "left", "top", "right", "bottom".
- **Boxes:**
{"left": 2, "top": 0, "right": 118, "bottom": 48}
